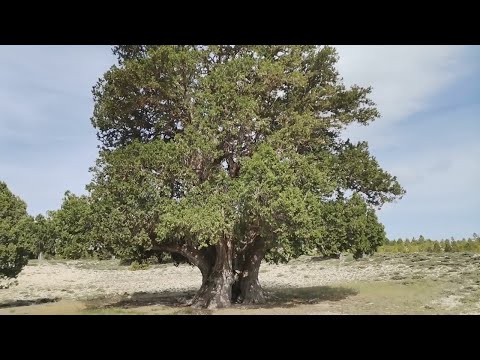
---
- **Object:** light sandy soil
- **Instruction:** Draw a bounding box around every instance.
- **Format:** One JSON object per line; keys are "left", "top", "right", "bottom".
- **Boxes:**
{"left": 0, "top": 256, "right": 427, "bottom": 302}
{"left": 2, "top": 253, "right": 480, "bottom": 314}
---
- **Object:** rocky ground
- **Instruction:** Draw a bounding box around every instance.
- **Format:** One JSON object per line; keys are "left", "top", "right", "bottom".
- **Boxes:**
{"left": 2, "top": 252, "right": 480, "bottom": 314}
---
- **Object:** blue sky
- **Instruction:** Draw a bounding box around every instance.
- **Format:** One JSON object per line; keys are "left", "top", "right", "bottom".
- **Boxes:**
{"left": 0, "top": 45, "right": 478, "bottom": 240}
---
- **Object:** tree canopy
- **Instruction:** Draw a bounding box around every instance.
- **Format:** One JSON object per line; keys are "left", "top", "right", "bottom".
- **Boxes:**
{"left": 47, "top": 191, "right": 98, "bottom": 259}
{"left": 88, "top": 45, "right": 405, "bottom": 308}
{"left": 0, "top": 181, "right": 30, "bottom": 281}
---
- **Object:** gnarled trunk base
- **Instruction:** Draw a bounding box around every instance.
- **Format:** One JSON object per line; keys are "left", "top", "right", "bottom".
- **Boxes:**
{"left": 190, "top": 270, "right": 234, "bottom": 309}
{"left": 234, "top": 275, "right": 267, "bottom": 304}
{"left": 167, "top": 238, "right": 267, "bottom": 309}
{"left": 234, "top": 237, "right": 267, "bottom": 305}
{"left": 190, "top": 269, "right": 267, "bottom": 308}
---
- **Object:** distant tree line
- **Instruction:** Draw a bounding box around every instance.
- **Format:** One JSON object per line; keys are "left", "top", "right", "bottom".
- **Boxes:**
{"left": 0, "top": 183, "right": 178, "bottom": 273}
{"left": 378, "top": 234, "right": 480, "bottom": 253}
{"left": 19, "top": 191, "right": 172, "bottom": 264}
{"left": 18, "top": 189, "right": 388, "bottom": 262}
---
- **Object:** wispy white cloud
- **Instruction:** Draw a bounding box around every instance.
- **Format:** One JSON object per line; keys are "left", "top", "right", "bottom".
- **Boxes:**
{"left": 335, "top": 45, "right": 480, "bottom": 238}
{"left": 336, "top": 46, "right": 469, "bottom": 124}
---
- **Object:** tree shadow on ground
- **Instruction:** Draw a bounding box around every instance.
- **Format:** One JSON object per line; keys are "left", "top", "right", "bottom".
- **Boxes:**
{"left": 85, "top": 290, "right": 196, "bottom": 310}
{"left": 310, "top": 256, "right": 337, "bottom": 262}
{"left": 264, "top": 286, "right": 358, "bottom": 308}
{"left": 0, "top": 297, "right": 60, "bottom": 309}
{"left": 89, "top": 285, "right": 358, "bottom": 312}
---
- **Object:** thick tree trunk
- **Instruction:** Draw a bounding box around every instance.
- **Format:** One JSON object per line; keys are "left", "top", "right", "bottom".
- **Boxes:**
{"left": 190, "top": 269, "right": 233, "bottom": 309}
{"left": 233, "top": 238, "right": 267, "bottom": 304}
{"left": 235, "top": 270, "right": 266, "bottom": 304}
{"left": 190, "top": 238, "right": 234, "bottom": 309}
{"left": 153, "top": 238, "right": 266, "bottom": 308}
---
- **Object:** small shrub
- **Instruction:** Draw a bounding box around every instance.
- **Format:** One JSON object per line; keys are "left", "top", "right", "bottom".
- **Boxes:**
{"left": 129, "top": 261, "right": 150, "bottom": 271}
{"left": 145, "top": 256, "right": 160, "bottom": 265}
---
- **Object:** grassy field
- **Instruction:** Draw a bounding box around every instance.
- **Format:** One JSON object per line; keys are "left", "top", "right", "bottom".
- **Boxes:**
{"left": 1, "top": 252, "right": 480, "bottom": 315}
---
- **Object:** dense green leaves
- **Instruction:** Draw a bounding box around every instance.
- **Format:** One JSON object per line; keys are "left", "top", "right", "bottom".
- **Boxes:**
{"left": 321, "top": 194, "right": 386, "bottom": 259}
{"left": 20, "top": 214, "right": 52, "bottom": 259}
{"left": 46, "top": 192, "right": 95, "bottom": 259}
{"left": 0, "top": 181, "right": 30, "bottom": 279}
{"left": 332, "top": 141, "right": 405, "bottom": 206}
{"left": 18, "top": 193, "right": 110, "bottom": 261}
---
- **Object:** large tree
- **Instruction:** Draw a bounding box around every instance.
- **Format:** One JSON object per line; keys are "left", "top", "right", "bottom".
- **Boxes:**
{"left": 0, "top": 181, "right": 30, "bottom": 281}
{"left": 89, "top": 45, "right": 405, "bottom": 308}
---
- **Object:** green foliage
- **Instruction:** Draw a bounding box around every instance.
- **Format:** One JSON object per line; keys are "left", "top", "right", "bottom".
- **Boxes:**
{"left": 47, "top": 192, "right": 110, "bottom": 260}
{"left": 450, "top": 241, "right": 460, "bottom": 252}
{"left": 129, "top": 261, "right": 151, "bottom": 271}
{"left": 88, "top": 45, "right": 405, "bottom": 267}
{"left": 320, "top": 194, "right": 386, "bottom": 259}
{"left": 20, "top": 214, "right": 57, "bottom": 259}
{"left": 444, "top": 240, "right": 453, "bottom": 253}
{"left": 432, "top": 242, "right": 441, "bottom": 253}
{"left": 0, "top": 181, "right": 30, "bottom": 279}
